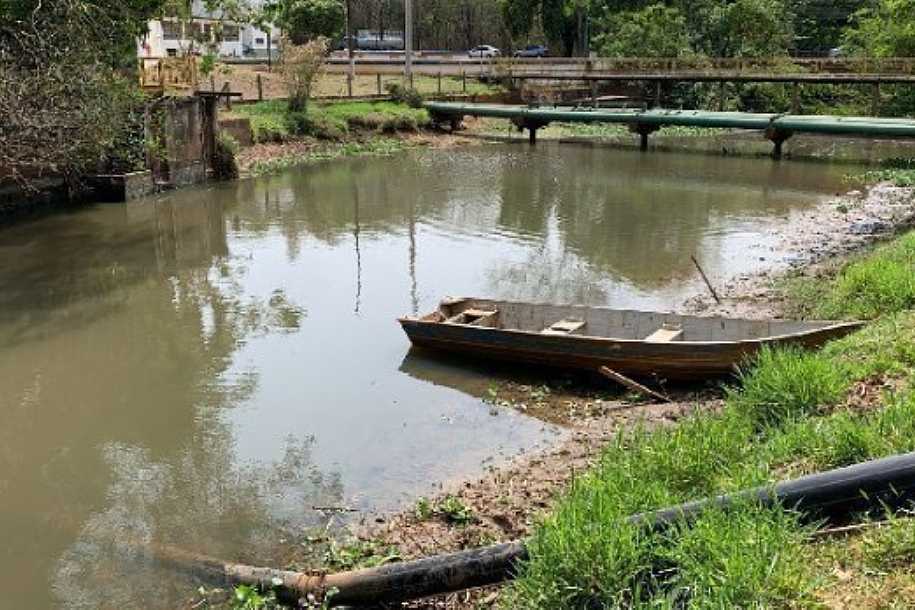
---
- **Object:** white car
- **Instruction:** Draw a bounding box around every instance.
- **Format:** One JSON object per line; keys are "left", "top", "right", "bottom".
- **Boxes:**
{"left": 468, "top": 45, "right": 500, "bottom": 58}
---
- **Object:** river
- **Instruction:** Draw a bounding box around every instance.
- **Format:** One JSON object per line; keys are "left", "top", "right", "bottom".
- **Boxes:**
{"left": 0, "top": 143, "right": 849, "bottom": 608}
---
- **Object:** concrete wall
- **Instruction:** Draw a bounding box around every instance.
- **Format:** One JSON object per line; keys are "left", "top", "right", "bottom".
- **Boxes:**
{"left": 150, "top": 96, "right": 215, "bottom": 188}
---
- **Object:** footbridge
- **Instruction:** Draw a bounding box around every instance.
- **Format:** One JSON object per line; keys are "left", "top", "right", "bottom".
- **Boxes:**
{"left": 425, "top": 102, "right": 915, "bottom": 158}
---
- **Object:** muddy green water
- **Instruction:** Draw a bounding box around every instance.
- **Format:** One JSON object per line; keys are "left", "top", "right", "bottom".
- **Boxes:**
{"left": 0, "top": 143, "right": 849, "bottom": 608}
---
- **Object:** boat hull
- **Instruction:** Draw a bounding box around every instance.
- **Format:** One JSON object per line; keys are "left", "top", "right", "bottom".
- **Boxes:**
{"left": 399, "top": 318, "right": 859, "bottom": 381}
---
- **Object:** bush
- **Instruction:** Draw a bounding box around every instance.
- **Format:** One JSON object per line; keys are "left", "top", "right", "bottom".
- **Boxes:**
{"left": 285, "top": 110, "right": 346, "bottom": 140}
{"left": 385, "top": 82, "right": 424, "bottom": 109}
{"left": 212, "top": 132, "right": 239, "bottom": 180}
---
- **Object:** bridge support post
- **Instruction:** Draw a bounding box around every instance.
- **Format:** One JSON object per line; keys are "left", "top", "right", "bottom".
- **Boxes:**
{"left": 654, "top": 80, "right": 662, "bottom": 108}
{"left": 792, "top": 82, "right": 801, "bottom": 114}
{"left": 629, "top": 123, "right": 660, "bottom": 152}
{"left": 765, "top": 127, "right": 793, "bottom": 160}
{"left": 872, "top": 82, "right": 881, "bottom": 116}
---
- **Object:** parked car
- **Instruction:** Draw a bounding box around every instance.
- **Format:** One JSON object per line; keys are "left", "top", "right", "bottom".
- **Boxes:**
{"left": 514, "top": 45, "right": 549, "bottom": 58}
{"left": 468, "top": 45, "right": 500, "bottom": 58}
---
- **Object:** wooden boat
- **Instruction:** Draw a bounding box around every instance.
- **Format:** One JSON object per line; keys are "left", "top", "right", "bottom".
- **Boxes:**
{"left": 398, "top": 297, "right": 863, "bottom": 381}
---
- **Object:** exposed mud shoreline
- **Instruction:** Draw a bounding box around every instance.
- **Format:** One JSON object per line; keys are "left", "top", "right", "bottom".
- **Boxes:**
{"left": 328, "top": 181, "right": 915, "bottom": 609}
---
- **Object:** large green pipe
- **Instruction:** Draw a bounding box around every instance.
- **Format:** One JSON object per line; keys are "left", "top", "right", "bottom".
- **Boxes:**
{"left": 425, "top": 102, "right": 915, "bottom": 139}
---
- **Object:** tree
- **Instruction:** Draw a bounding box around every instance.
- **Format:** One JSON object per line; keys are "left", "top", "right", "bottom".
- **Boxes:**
{"left": 595, "top": 3, "right": 691, "bottom": 57}
{"left": 281, "top": 37, "right": 330, "bottom": 111}
{"left": 843, "top": 0, "right": 915, "bottom": 57}
{"left": 0, "top": 0, "right": 156, "bottom": 189}
{"left": 270, "top": 0, "right": 346, "bottom": 44}
{"left": 702, "top": 0, "right": 794, "bottom": 57}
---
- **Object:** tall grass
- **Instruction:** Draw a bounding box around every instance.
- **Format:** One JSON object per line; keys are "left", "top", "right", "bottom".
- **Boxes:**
{"left": 504, "top": 230, "right": 915, "bottom": 608}
{"left": 230, "top": 100, "right": 430, "bottom": 143}
{"left": 816, "top": 231, "right": 915, "bottom": 320}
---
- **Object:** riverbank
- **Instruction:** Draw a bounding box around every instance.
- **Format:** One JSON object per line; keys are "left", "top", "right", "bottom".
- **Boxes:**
{"left": 257, "top": 180, "right": 915, "bottom": 609}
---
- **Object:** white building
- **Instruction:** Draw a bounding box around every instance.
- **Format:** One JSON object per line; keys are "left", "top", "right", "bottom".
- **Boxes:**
{"left": 139, "top": 0, "right": 279, "bottom": 59}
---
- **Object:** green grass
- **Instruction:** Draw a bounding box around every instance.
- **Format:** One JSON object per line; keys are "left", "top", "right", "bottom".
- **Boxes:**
{"left": 849, "top": 157, "right": 915, "bottom": 187}
{"left": 786, "top": 231, "right": 915, "bottom": 320}
{"left": 231, "top": 99, "right": 291, "bottom": 142}
{"left": 246, "top": 138, "right": 407, "bottom": 176}
{"left": 504, "top": 230, "right": 915, "bottom": 609}
{"left": 229, "top": 100, "right": 430, "bottom": 143}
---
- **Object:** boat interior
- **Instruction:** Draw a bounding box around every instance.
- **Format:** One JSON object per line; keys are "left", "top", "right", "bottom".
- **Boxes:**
{"left": 416, "top": 297, "right": 845, "bottom": 342}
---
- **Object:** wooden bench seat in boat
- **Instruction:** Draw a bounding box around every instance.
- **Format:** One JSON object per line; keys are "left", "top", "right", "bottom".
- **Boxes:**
{"left": 644, "top": 324, "right": 684, "bottom": 343}
{"left": 444, "top": 308, "right": 500, "bottom": 327}
{"left": 542, "top": 319, "right": 586, "bottom": 336}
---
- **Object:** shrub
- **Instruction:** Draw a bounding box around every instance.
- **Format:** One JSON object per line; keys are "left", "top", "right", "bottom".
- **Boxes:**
{"left": 281, "top": 37, "right": 329, "bottom": 112}
{"left": 212, "top": 132, "right": 239, "bottom": 180}
{"left": 285, "top": 110, "right": 346, "bottom": 140}
{"left": 385, "top": 82, "right": 425, "bottom": 109}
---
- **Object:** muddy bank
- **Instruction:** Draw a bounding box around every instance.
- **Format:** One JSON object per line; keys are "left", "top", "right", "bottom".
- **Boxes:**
{"left": 685, "top": 182, "right": 915, "bottom": 319}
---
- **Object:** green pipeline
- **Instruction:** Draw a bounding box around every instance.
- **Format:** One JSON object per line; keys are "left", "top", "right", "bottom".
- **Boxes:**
{"left": 424, "top": 102, "right": 915, "bottom": 138}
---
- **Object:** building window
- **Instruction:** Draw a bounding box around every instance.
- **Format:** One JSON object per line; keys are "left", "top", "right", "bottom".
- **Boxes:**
{"left": 255, "top": 37, "right": 265, "bottom": 45}
{"left": 162, "top": 20, "right": 182, "bottom": 40}
{"left": 222, "top": 24, "right": 240, "bottom": 41}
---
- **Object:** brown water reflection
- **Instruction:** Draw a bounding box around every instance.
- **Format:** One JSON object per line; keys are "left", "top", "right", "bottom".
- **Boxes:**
{"left": 0, "top": 143, "right": 847, "bottom": 607}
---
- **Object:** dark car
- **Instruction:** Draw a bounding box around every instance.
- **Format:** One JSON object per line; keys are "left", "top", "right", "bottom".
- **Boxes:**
{"left": 514, "top": 45, "right": 549, "bottom": 58}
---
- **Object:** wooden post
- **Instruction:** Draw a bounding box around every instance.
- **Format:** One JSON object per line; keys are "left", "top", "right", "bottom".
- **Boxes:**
{"left": 654, "top": 80, "right": 662, "bottom": 108}
{"left": 871, "top": 81, "right": 881, "bottom": 116}
{"left": 792, "top": 81, "right": 800, "bottom": 114}
{"left": 210, "top": 75, "right": 215, "bottom": 92}
{"left": 221, "top": 81, "right": 232, "bottom": 110}
{"left": 718, "top": 81, "right": 725, "bottom": 111}
{"left": 462, "top": 70, "right": 467, "bottom": 93}
{"left": 377, "top": 73, "right": 382, "bottom": 95}
{"left": 590, "top": 80, "right": 598, "bottom": 107}
{"left": 256, "top": 73, "right": 263, "bottom": 101}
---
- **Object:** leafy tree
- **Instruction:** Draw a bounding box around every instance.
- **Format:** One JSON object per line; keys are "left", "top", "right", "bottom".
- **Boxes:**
{"left": 702, "top": 0, "right": 794, "bottom": 57}
{"left": 269, "top": 0, "right": 345, "bottom": 44}
{"left": 790, "top": 0, "right": 863, "bottom": 54}
{"left": 0, "top": 0, "right": 152, "bottom": 189}
{"left": 501, "top": 0, "right": 537, "bottom": 41}
{"left": 595, "top": 3, "right": 691, "bottom": 57}
{"left": 843, "top": 0, "right": 915, "bottom": 57}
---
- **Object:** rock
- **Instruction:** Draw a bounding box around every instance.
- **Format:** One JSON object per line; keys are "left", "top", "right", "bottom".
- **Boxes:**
{"left": 849, "top": 219, "right": 892, "bottom": 235}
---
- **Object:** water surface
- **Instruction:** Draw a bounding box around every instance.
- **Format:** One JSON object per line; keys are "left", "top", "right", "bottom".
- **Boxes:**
{"left": 0, "top": 143, "right": 848, "bottom": 608}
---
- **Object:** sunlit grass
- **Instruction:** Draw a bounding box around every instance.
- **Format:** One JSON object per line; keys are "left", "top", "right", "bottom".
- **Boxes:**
{"left": 505, "top": 230, "right": 915, "bottom": 608}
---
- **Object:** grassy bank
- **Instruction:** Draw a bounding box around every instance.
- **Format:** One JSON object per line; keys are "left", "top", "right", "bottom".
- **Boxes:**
{"left": 229, "top": 99, "right": 430, "bottom": 143}
{"left": 504, "top": 231, "right": 915, "bottom": 608}
{"left": 226, "top": 99, "right": 435, "bottom": 177}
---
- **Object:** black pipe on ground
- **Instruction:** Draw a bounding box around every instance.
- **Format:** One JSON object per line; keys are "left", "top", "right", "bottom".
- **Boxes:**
{"left": 154, "top": 451, "right": 915, "bottom": 607}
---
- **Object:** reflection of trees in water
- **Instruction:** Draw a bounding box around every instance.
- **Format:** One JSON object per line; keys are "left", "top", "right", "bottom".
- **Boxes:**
{"left": 223, "top": 147, "right": 832, "bottom": 294}
{"left": 53, "top": 432, "right": 343, "bottom": 610}
{"left": 0, "top": 196, "right": 311, "bottom": 609}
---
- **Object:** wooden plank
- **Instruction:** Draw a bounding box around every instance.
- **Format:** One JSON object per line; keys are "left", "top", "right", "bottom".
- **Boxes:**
{"left": 599, "top": 366, "right": 671, "bottom": 403}
{"left": 645, "top": 325, "right": 684, "bottom": 343}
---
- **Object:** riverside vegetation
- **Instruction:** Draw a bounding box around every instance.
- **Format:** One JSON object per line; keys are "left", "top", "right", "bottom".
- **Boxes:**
{"left": 502, "top": 230, "right": 915, "bottom": 608}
